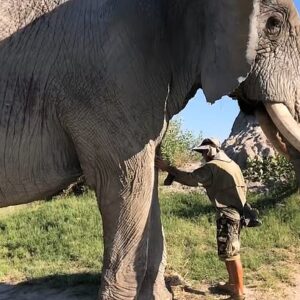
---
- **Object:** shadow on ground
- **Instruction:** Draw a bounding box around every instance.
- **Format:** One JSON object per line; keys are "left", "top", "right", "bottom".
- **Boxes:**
{"left": 0, "top": 271, "right": 298, "bottom": 300}
{"left": 0, "top": 273, "right": 216, "bottom": 300}
{"left": 0, "top": 273, "right": 100, "bottom": 300}
{"left": 166, "top": 197, "right": 214, "bottom": 220}
{"left": 0, "top": 273, "right": 208, "bottom": 300}
{"left": 253, "top": 186, "right": 298, "bottom": 213}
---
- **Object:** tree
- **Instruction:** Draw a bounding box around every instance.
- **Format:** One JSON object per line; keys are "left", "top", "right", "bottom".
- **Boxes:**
{"left": 161, "top": 119, "right": 202, "bottom": 166}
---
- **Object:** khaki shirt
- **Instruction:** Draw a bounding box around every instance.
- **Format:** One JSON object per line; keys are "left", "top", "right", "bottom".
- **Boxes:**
{"left": 167, "top": 151, "right": 246, "bottom": 220}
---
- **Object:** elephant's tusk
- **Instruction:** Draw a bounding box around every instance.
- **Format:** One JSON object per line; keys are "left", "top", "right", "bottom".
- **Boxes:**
{"left": 265, "top": 103, "right": 300, "bottom": 154}
{"left": 255, "top": 109, "right": 289, "bottom": 158}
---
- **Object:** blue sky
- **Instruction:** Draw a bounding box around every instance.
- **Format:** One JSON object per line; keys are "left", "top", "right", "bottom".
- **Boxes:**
{"left": 177, "top": 0, "right": 300, "bottom": 142}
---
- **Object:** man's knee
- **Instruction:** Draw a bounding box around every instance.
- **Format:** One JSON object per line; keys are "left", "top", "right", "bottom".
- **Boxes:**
{"left": 216, "top": 216, "right": 241, "bottom": 261}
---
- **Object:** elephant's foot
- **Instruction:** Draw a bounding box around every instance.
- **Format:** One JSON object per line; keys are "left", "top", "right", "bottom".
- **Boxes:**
{"left": 98, "top": 269, "right": 140, "bottom": 300}
{"left": 138, "top": 278, "right": 173, "bottom": 300}
{"left": 99, "top": 287, "right": 172, "bottom": 300}
{"left": 98, "top": 285, "right": 136, "bottom": 300}
{"left": 98, "top": 273, "right": 172, "bottom": 300}
{"left": 138, "top": 285, "right": 172, "bottom": 300}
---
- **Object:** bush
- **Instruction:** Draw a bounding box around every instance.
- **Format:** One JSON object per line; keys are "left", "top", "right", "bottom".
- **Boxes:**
{"left": 243, "top": 155, "right": 297, "bottom": 192}
{"left": 161, "top": 119, "right": 202, "bottom": 166}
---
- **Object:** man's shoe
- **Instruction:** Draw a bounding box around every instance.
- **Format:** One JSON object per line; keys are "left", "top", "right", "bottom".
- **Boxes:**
{"left": 209, "top": 282, "right": 235, "bottom": 294}
{"left": 225, "top": 294, "right": 245, "bottom": 300}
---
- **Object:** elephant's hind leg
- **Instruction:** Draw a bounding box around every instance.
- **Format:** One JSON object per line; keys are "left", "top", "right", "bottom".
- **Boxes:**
{"left": 138, "top": 170, "right": 172, "bottom": 300}
{"left": 90, "top": 144, "right": 170, "bottom": 299}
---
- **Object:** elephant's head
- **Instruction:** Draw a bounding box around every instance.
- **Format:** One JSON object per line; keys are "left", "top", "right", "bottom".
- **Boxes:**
{"left": 232, "top": 0, "right": 300, "bottom": 145}
{"left": 226, "top": 0, "right": 300, "bottom": 179}
{"left": 190, "top": 0, "right": 300, "bottom": 183}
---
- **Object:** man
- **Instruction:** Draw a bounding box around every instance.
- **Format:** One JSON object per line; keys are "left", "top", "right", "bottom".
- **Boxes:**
{"left": 155, "top": 138, "right": 247, "bottom": 300}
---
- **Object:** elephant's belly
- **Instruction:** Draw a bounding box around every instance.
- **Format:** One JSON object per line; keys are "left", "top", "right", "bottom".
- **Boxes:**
{"left": 0, "top": 169, "right": 81, "bottom": 208}
{"left": 0, "top": 126, "right": 82, "bottom": 207}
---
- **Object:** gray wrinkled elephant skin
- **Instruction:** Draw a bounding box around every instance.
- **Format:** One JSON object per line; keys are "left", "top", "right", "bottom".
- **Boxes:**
{"left": 0, "top": 0, "right": 300, "bottom": 299}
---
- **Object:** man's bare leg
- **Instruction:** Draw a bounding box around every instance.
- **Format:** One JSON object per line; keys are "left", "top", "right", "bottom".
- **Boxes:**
{"left": 225, "top": 256, "right": 244, "bottom": 296}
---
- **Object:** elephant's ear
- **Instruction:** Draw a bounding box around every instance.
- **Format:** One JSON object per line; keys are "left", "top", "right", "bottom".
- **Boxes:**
{"left": 201, "top": 0, "right": 259, "bottom": 103}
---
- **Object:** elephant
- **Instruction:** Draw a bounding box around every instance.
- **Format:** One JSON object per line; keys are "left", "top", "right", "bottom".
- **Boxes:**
{"left": 0, "top": 0, "right": 300, "bottom": 299}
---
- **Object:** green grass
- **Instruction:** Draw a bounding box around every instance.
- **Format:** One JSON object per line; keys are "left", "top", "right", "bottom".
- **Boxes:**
{"left": 0, "top": 191, "right": 103, "bottom": 281}
{"left": 0, "top": 188, "right": 299, "bottom": 289}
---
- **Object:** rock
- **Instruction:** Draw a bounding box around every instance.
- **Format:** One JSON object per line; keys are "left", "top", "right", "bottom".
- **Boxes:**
{"left": 247, "top": 181, "right": 269, "bottom": 193}
{"left": 222, "top": 112, "right": 276, "bottom": 169}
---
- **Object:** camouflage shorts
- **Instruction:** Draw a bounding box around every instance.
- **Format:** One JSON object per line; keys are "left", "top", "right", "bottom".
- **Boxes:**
{"left": 216, "top": 215, "right": 241, "bottom": 261}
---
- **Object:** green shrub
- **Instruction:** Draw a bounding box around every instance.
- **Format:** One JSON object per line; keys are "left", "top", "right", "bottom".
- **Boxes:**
{"left": 161, "top": 119, "right": 202, "bottom": 165}
{"left": 243, "top": 155, "right": 297, "bottom": 192}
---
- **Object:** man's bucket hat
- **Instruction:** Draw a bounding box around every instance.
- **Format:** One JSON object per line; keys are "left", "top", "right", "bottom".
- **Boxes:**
{"left": 192, "top": 137, "right": 221, "bottom": 152}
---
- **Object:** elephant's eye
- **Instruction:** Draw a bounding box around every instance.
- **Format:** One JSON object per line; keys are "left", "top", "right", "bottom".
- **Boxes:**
{"left": 266, "top": 16, "right": 282, "bottom": 35}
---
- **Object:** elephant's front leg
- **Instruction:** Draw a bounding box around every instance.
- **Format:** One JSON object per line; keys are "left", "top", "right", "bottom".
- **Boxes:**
{"left": 97, "top": 146, "right": 170, "bottom": 300}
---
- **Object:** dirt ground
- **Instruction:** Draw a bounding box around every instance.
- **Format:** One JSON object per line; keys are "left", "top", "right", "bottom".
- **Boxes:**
{"left": 171, "top": 275, "right": 300, "bottom": 300}
{"left": 0, "top": 271, "right": 299, "bottom": 300}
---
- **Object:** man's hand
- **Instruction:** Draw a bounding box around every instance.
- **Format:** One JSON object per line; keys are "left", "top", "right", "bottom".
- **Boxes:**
{"left": 155, "top": 156, "right": 170, "bottom": 172}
